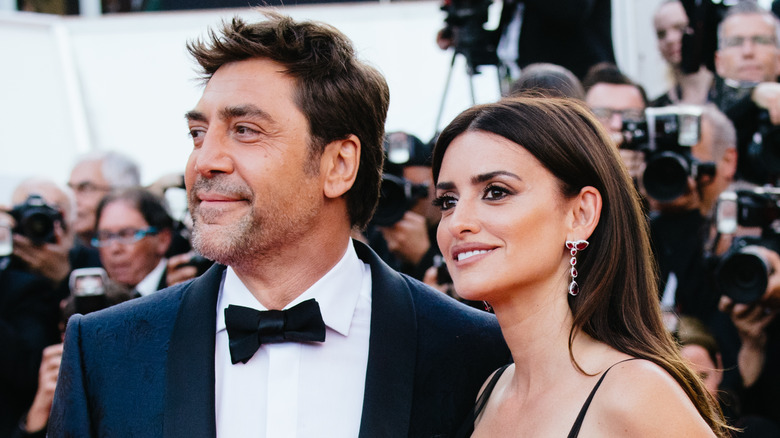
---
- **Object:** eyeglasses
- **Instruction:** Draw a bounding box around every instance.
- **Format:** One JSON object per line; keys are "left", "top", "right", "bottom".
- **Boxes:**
{"left": 721, "top": 35, "right": 777, "bottom": 49}
{"left": 68, "top": 181, "right": 112, "bottom": 194}
{"left": 591, "top": 107, "right": 645, "bottom": 122}
{"left": 91, "top": 227, "right": 158, "bottom": 247}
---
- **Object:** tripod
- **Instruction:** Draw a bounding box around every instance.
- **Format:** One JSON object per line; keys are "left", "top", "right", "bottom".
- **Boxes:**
{"left": 433, "top": 50, "right": 511, "bottom": 136}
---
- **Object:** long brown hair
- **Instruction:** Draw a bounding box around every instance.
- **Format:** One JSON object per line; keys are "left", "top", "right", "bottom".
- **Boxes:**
{"left": 432, "top": 96, "right": 730, "bottom": 436}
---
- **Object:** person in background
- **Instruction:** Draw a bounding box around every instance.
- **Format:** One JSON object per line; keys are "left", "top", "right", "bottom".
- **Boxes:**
{"left": 507, "top": 62, "right": 585, "bottom": 100}
{"left": 651, "top": 0, "right": 714, "bottom": 106}
{"left": 92, "top": 187, "right": 174, "bottom": 295}
{"left": 67, "top": 151, "right": 140, "bottom": 246}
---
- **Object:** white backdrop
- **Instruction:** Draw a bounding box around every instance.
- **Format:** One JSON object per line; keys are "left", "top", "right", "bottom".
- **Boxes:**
{"left": 0, "top": 0, "right": 670, "bottom": 203}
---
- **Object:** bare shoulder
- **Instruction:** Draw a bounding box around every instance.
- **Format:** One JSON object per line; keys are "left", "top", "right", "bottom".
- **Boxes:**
{"left": 585, "top": 359, "right": 715, "bottom": 437}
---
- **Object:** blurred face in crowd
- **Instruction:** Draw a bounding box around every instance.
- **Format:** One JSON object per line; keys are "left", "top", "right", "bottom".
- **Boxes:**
{"left": 691, "top": 118, "right": 736, "bottom": 213}
{"left": 680, "top": 344, "right": 722, "bottom": 397}
{"left": 185, "top": 58, "right": 325, "bottom": 270}
{"left": 654, "top": 1, "right": 688, "bottom": 67}
{"left": 96, "top": 200, "right": 170, "bottom": 288}
{"left": 435, "top": 131, "right": 576, "bottom": 303}
{"left": 403, "top": 165, "right": 439, "bottom": 225}
{"left": 715, "top": 12, "right": 780, "bottom": 83}
{"left": 68, "top": 159, "right": 112, "bottom": 239}
{"left": 585, "top": 83, "right": 645, "bottom": 146}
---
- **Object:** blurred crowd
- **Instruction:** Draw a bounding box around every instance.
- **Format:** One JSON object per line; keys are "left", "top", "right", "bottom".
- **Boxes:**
{"left": 5, "top": 0, "right": 780, "bottom": 436}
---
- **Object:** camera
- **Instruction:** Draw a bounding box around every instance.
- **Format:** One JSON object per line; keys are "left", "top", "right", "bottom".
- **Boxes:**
{"left": 622, "top": 106, "right": 715, "bottom": 202}
{"left": 9, "top": 194, "right": 64, "bottom": 245}
{"left": 440, "top": 0, "right": 498, "bottom": 74}
{"left": 371, "top": 174, "right": 430, "bottom": 227}
{"left": 69, "top": 267, "right": 110, "bottom": 315}
{"left": 182, "top": 253, "right": 213, "bottom": 277}
{"left": 715, "top": 188, "right": 780, "bottom": 304}
{"left": 743, "top": 110, "right": 780, "bottom": 185}
{"left": 679, "top": 0, "right": 734, "bottom": 74}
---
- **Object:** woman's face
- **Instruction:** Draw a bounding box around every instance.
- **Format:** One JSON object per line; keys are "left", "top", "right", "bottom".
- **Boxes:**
{"left": 435, "top": 131, "right": 574, "bottom": 303}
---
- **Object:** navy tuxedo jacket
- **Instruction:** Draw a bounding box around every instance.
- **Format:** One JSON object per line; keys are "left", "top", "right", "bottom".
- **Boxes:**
{"left": 49, "top": 241, "right": 509, "bottom": 437}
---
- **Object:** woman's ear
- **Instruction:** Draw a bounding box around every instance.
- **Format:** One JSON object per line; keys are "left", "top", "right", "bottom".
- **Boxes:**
{"left": 568, "top": 186, "right": 601, "bottom": 241}
{"left": 321, "top": 134, "right": 360, "bottom": 199}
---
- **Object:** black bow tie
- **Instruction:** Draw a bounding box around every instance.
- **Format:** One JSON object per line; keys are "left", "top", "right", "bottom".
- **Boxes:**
{"left": 224, "top": 299, "right": 326, "bottom": 364}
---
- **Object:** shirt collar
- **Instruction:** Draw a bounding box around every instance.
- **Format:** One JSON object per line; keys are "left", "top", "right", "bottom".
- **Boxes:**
{"left": 135, "top": 258, "right": 167, "bottom": 296}
{"left": 216, "top": 240, "right": 364, "bottom": 337}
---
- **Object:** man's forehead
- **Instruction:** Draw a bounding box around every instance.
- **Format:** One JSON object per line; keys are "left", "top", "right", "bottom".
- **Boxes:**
{"left": 721, "top": 13, "right": 776, "bottom": 35}
{"left": 585, "top": 83, "right": 645, "bottom": 109}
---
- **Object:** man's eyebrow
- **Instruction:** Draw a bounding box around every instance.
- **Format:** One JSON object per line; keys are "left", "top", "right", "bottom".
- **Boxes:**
{"left": 219, "top": 105, "right": 273, "bottom": 123}
{"left": 184, "top": 110, "right": 207, "bottom": 123}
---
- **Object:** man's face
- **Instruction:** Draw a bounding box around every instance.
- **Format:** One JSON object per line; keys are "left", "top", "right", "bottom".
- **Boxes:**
{"left": 402, "top": 165, "right": 438, "bottom": 225}
{"left": 96, "top": 200, "right": 170, "bottom": 288}
{"left": 654, "top": 1, "right": 688, "bottom": 67}
{"left": 185, "top": 58, "right": 325, "bottom": 270}
{"left": 585, "top": 83, "right": 646, "bottom": 146}
{"left": 68, "top": 160, "right": 111, "bottom": 238}
{"left": 715, "top": 13, "right": 780, "bottom": 83}
{"left": 691, "top": 119, "right": 735, "bottom": 212}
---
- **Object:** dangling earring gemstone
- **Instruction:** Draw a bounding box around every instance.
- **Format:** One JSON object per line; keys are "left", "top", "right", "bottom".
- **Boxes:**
{"left": 565, "top": 240, "right": 589, "bottom": 296}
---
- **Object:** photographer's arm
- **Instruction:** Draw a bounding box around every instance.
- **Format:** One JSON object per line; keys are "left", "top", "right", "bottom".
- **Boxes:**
{"left": 718, "top": 246, "right": 779, "bottom": 387}
{"left": 751, "top": 82, "right": 780, "bottom": 125}
{"left": 12, "top": 223, "right": 72, "bottom": 285}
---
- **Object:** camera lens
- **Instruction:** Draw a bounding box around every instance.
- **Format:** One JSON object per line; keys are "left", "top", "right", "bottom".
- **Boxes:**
{"left": 717, "top": 248, "right": 768, "bottom": 305}
{"left": 643, "top": 152, "right": 690, "bottom": 202}
{"left": 18, "top": 210, "right": 57, "bottom": 245}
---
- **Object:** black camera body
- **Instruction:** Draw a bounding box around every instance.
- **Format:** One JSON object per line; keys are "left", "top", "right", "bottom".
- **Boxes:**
{"left": 715, "top": 188, "right": 780, "bottom": 304}
{"left": 622, "top": 106, "right": 715, "bottom": 202}
{"left": 744, "top": 110, "right": 780, "bottom": 185}
{"left": 9, "top": 195, "right": 64, "bottom": 245}
{"left": 679, "top": 0, "right": 733, "bottom": 74}
{"left": 371, "top": 174, "right": 430, "bottom": 227}
{"left": 441, "top": 0, "right": 498, "bottom": 74}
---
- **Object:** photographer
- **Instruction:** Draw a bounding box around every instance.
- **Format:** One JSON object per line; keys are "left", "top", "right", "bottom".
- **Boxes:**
{"left": 2, "top": 179, "right": 103, "bottom": 310}
{"left": 711, "top": 1, "right": 780, "bottom": 185}
{"left": 713, "top": 188, "right": 780, "bottom": 427}
{"left": 92, "top": 187, "right": 175, "bottom": 295}
{"left": 366, "top": 132, "right": 440, "bottom": 281}
{"left": 651, "top": 0, "right": 715, "bottom": 107}
{"left": 647, "top": 105, "right": 737, "bottom": 323}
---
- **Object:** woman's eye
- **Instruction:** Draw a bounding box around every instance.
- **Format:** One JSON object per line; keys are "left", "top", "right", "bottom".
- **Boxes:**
{"left": 433, "top": 195, "right": 457, "bottom": 211}
{"left": 484, "top": 185, "right": 509, "bottom": 200}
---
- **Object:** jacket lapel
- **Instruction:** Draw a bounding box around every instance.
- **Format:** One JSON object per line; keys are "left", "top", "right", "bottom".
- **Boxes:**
{"left": 354, "top": 241, "right": 417, "bottom": 437}
{"left": 163, "top": 264, "right": 225, "bottom": 438}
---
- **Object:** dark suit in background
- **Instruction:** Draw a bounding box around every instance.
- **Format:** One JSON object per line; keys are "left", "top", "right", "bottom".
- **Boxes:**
{"left": 0, "top": 261, "right": 59, "bottom": 438}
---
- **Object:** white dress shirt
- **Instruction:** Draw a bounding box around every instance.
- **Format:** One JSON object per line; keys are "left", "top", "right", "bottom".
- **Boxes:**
{"left": 134, "top": 258, "right": 167, "bottom": 297}
{"left": 215, "top": 241, "right": 372, "bottom": 438}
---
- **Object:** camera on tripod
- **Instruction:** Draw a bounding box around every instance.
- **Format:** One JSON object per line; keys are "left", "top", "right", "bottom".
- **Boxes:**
{"left": 9, "top": 194, "right": 64, "bottom": 245}
{"left": 715, "top": 188, "right": 780, "bottom": 305}
{"left": 440, "top": 0, "right": 498, "bottom": 75}
{"left": 622, "top": 105, "right": 715, "bottom": 202}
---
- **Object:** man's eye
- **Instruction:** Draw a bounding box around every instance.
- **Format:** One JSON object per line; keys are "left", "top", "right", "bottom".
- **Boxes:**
{"left": 188, "top": 129, "right": 204, "bottom": 139}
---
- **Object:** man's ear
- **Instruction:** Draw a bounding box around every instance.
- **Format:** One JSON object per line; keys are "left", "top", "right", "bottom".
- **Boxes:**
{"left": 321, "top": 134, "right": 360, "bottom": 199}
{"left": 568, "top": 186, "right": 602, "bottom": 242}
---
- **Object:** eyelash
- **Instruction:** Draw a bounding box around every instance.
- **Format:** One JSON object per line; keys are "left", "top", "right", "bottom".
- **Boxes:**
{"left": 433, "top": 184, "right": 513, "bottom": 211}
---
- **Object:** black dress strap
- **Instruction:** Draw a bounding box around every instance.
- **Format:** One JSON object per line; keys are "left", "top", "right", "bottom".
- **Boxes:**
{"left": 567, "top": 358, "right": 639, "bottom": 438}
{"left": 454, "top": 364, "right": 512, "bottom": 438}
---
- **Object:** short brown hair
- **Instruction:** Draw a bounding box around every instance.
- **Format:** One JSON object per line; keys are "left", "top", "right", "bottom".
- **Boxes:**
{"left": 187, "top": 11, "right": 390, "bottom": 229}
